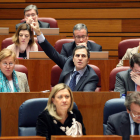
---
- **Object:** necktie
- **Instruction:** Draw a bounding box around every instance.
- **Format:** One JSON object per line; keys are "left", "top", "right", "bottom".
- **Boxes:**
{"left": 69, "top": 71, "right": 79, "bottom": 91}
{"left": 137, "top": 85, "right": 140, "bottom": 91}
{"left": 134, "top": 122, "right": 139, "bottom": 135}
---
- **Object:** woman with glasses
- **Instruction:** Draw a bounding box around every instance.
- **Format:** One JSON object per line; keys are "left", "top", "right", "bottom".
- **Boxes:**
{"left": 7, "top": 23, "right": 38, "bottom": 59}
{"left": 0, "top": 49, "right": 30, "bottom": 92}
{"left": 36, "top": 83, "right": 86, "bottom": 140}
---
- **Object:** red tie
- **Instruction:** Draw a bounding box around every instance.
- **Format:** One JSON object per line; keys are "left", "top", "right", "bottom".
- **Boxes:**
{"left": 137, "top": 85, "right": 140, "bottom": 91}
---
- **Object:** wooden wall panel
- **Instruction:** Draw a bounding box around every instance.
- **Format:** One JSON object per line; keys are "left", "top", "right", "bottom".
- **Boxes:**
{"left": 1, "top": 2, "right": 140, "bottom": 8}
{"left": 57, "top": 20, "right": 122, "bottom": 32}
{"left": 1, "top": 9, "right": 140, "bottom": 19}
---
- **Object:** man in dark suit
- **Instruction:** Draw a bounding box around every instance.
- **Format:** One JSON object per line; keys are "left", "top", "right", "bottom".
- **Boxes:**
{"left": 31, "top": 21, "right": 99, "bottom": 91}
{"left": 16, "top": 5, "right": 50, "bottom": 30}
{"left": 114, "top": 53, "right": 140, "bottom": 97}
{"left": 106, "top": 92, "right": 140, "bottom": 140}
{"left": 60, "top": 23, "right": 102, "bottom": 57}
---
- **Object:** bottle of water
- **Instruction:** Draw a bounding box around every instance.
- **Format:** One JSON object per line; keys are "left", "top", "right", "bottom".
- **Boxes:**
{"left": 121, "top": 94, "right": 126, "bottom": 99}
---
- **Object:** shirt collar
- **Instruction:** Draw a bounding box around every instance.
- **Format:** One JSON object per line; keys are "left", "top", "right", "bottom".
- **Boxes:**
{"left": 129, "top": 113, "right": 135, "bottom": 124}
{"left": 73, "top": 66, "right": 87, "bottom": 76}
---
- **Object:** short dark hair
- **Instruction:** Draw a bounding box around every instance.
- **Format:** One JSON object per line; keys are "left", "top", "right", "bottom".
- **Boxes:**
{"left": 72, "top": 45, "right": 90, "bottom": 58}
{"left": 24, "top": 4, "right": 38, "bottom": 15}
{"left": 130, "top": 53, "right": 140, "bottom": 68}
{"left": 124, "top": 92, "right": 140, "bottom": 111}
{"left": 73, "top": 23, "right": 88, "bottom": 35}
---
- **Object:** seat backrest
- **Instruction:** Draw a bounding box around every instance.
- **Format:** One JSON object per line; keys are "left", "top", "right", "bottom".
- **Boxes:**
{"left": 1, "top": 37, "right": 13, "bottom": 50}
{"left": 15, "top": 64, "right": 28, "bottom": 79}
{"left": 103, "top": 98, "right": 126, "bottom": 134}
{"left": 88, "top": 64, "right": 101, "bottom": 91}
{"left": 20, "top": 17, "right": 58, "bottom": 28}
{"left": 109, "top": 66, "right": 130, "bottom": 91}
{"left": 18, "top": 98, "right": 78, "bottom": 136}
{"left": 51, "top": 65, "right": 62, "bottom": 88}
{"left": 118, "top": 39, "right": 140, "bottom": 59}
{"left": 51, "top": 64, "right": 101, "bottom": 91}
{"left": 54, "top": 39, "right": 95, "bottom": 54}
{"left": 1, "top": 37, "right": 42, "bottom": 51}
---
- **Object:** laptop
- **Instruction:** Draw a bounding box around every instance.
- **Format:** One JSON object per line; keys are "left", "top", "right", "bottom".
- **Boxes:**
{"left": 29, "top": 51, "right": 50, "bottom": 59}
{"left": 90, "top": 51, "right": 109, "bottom": 59}
{"left": 40, "top": 28, "right": 59, "bottom": 35}
{"left": 0, "top": 27, "right": 9, "bottom": 35}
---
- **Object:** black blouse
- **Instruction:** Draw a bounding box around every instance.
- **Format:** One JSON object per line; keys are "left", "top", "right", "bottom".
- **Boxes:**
{"left": 36, "top": 109, "right": 86, "bottom": 140}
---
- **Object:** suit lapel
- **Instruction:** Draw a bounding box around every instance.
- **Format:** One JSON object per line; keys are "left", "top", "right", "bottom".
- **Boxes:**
{"left": 120, "top": 112, "right": 130, "bottom": 140}
{"left": 127, "top": 70, "right": 135, "bottom": 91}
{"left": 87, "top": 41, "right": 91, "bottom": 51}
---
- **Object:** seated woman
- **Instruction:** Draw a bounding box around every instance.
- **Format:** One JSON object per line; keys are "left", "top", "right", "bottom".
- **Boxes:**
{"left": 36, "top": 83, "right": 86, "bottom": 140}
{"left": 0, "top": 49, "right": 30, "bottom": 92}
{"left": 7, "top": 23, "right": 38, "bottom": 59}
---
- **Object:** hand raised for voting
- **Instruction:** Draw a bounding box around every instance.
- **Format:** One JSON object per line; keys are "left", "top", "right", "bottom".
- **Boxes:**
{"left": 130, "top": 71, "right": 140, "bottom": 86}
{"left": 30, "top": 21, "right": 41, "bottom": 36}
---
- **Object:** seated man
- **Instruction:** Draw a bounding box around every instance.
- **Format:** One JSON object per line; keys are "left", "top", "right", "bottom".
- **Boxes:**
{"left": 106, "top": 92, "right": 140, "bottom": 140}
{"left": 31, "top": 22, "right": 99, "bottom": 91}
{"left": 114, "top": 53, "right": 140, "bottom": 97}
{"left": 16, "top": 4, "right": 50, "bottom": 30}
{"left": 60, "top": 23, "right": 102, "bottom": 57}
{"left": 117, "top": 44, "right": 140, "bottom": 67}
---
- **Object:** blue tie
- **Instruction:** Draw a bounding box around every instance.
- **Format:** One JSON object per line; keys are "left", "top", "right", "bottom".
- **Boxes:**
{"left": 69, "top": 71, "right": 79, "bottom": 91}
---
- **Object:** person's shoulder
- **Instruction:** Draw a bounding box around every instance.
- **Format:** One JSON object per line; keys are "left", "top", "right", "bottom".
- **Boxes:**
{"left": 72, "top": 109, "right": 82, "bottom": 118}
{"left": 38, "top": 20, "right": 50, "bottom": 28}
{"left": 7, "top": 44, "right": 16, "bottom": 49}
{"left": 15, "top": 71, "right": 26, "bottom": 78}
{"left": 63, "top": 41, "right": 75, "bottom": 47}
{"left": 109, "top": 111, "right": 127, "bottom": 120}
{"left": 88, "top": 41, "right": 101, "bottom": 47}
{"left": 117, "top": 69, "right": 131, "bottom": 76}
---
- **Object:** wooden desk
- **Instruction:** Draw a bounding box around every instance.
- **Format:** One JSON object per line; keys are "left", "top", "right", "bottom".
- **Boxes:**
{"left": 0, "top": 92, "right": 120, "bottom": 136}
{"left": 51, "top": 135, "right": 122, "bottom": 140}
{"left": 0, "top": 136, "right": 45, "bottom": 140}
{"left": 130, "top": 135, "right": 140, "bottom": 140}
{"left": 18, "top": 59, "right": 118, "bottom": 92}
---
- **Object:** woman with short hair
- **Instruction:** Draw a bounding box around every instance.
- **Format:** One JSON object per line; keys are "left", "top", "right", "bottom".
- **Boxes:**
{"left": 36, "top": 83, "right": 86, "bottom": 140}
{"left": 0, "top": 48, "right": 30, "bottom": 92}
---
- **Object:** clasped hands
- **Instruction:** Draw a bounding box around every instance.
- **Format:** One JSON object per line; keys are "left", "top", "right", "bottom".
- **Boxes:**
{"left": 130, "top": 71, "right": 140, "bottom": 86}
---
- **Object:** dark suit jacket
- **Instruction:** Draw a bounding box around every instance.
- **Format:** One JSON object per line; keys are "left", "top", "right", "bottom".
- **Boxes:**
{"left": 15, "top": 20, "right": 50, "bottom": 30}
{"left": 60, "top": 41, "right": 102, "bottom": 57}
{"left": 114, "top": 69, "right": 135, "bottom": 97}
{"left": 39, "top": 39, "right": 99, "bottom": 91}
{"left": 106, "top": 111, "right": 130, "bottom": 140}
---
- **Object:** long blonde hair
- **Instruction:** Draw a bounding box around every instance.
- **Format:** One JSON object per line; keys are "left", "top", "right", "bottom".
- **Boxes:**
{"left": 46, "top": 83, "right": 74, "bottom": 120}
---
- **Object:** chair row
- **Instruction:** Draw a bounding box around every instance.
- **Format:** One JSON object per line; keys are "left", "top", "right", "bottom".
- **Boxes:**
{"left": 0, "top": 97, "right": 123, "bottom": 136}
{"left": 16, "top": 63, "right": 130, "bottom": 92}
{"left": 2, "top": 37, "right": 140, "bottom": 59}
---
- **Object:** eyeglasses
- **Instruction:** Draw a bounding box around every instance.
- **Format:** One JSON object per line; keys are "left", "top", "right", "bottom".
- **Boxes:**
{"left": 2, "top": 63, "right": 14, "bottom": 67}
{"left": 133, "top": 69, "right": 140, "bottom": 74}
{"left": 25, "top": 13, "right": 36, "bottom": 18}
{"left": 74, "top": 35, "right": 87, "bottom": 40}
{"left": 131, "top": 110, "right": 140, "bottom": 118}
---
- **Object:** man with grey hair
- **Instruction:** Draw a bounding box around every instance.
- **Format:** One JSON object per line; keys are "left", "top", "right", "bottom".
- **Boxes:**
{"left": 15, "top": 4, "right": 50, "bottom": 30}
{"left": 106, "top": 92, "right": 140, "bottom": 140}
{"left": 60, "top": 23, "right": 102, "bottom": 57}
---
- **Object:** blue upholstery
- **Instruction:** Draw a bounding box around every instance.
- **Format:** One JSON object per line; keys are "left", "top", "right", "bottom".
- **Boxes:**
{"left": 18, "top": 98, "right": 78, "bottom": 136}
{"left": 103, "top": 98, "right": 126, "bottom": 135}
